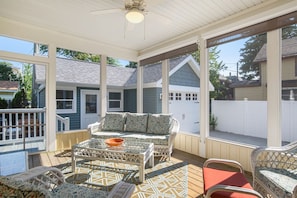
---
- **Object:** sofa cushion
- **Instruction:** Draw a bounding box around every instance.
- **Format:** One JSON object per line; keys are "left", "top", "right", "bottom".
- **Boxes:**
{"left": 52, "top": 183, "right": 108, "bottom": 197}
{"left": 0, "top": 176, "right": 51, "bottom": 197}
{"left": 102, "top": 112, "right": 126, "bottom": 131}
{"left": 255, "top": 167, "right": 297, "bottom": 197}
{"left": 92, "top": 131, "right": 123, "bottom": 139}
{"left": 203, "top": 167, "right": 254, "bottom": 198}
{"left": 125, "top": 113, "right": 148, "bottom": 133}
{"left": 147, "top": 114, "right": 172, "bottom": 135}
{"left": 121, "top": 132, "right": 170, "bottom": 145}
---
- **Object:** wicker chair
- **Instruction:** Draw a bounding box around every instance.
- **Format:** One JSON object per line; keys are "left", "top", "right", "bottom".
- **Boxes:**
{"left": 1, "top": 166, "right": 135, "bottom": 198}
{"left": 203, "top": 158, "right": 263, "bottom": 198}
{"left": 251, "top": 141, "right": 297, "bottom": 198}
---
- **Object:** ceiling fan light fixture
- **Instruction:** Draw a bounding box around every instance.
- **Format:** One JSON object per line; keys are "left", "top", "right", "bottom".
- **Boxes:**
{"left": 125, "top": 8, "right": 144, "bottom": 24}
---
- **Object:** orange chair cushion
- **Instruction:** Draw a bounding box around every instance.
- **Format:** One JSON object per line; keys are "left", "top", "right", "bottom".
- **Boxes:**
{"left": 203, "top": 167, "right": 257, "bottom": 198}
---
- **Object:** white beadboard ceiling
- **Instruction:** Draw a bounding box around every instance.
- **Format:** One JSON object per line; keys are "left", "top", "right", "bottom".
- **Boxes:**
{"left": 0, "top": 0, "right": 296, "bottom": 61}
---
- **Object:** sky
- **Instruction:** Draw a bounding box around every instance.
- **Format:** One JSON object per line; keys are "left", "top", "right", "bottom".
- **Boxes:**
{"left": 0, "top": 36, "right": 247, "bottom": 76}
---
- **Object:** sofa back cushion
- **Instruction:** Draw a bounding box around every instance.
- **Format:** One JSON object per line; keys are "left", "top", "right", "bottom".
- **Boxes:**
{"left": 102, "top": 112, "right": 126, "bottom": 131}
{"left": 125, "top": 113, "right": 148, "bottom": 133}
{"left": 147, "top": 114, "right": 172, "bottom": 135}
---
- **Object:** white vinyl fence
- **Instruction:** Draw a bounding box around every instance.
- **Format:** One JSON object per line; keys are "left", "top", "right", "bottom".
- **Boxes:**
{"left": 212, "top": 99, "right": 297, "bottom": 142}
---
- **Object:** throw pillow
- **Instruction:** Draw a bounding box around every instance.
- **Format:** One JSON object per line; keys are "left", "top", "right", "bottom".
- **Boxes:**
{"left": 102, "top": 112, "right": 126, "bottom": 131}
{"left": 125, "top": 113, "right": 148, "bottom": 133}
{"left": 147, "top": 114, "right": 172, "bottom": 134}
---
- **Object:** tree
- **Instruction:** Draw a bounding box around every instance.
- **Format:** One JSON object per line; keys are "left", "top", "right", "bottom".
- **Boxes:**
{"left": 22, "top": 63, "right": 33, "bottom": 103}
{"left": 239, "top": 25, "right": 297, "bottom": 80}
{"left": 39, "top": 45, "right": 119, "bottom": 65}
{"left": 0, "top": 62, "right": 20, "bottom": 81}
{"left": 192, "top": 46, "right": 227, "bottom": 99}
{"left": 0, "top": 97, "right": 8, "bottom": 109}
{"left": 11, "top": 88, "right": 28, "bottom": 108}
{"left": 125, "top": 61, "right": 137, "bottom": 68}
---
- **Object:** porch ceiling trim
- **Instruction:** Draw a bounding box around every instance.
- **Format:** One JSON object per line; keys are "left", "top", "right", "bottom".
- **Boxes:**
{"left": 139, "top": 43, "right": 198, "bottom": 66}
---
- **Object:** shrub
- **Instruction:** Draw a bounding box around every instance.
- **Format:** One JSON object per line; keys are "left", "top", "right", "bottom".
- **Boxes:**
{"left": 0, "top": 97, "right": 8, "bottom": 109}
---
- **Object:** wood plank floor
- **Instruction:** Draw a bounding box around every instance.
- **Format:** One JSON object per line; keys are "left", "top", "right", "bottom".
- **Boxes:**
{"left": 28, "top": 149, "right": 252, "bottom": 198}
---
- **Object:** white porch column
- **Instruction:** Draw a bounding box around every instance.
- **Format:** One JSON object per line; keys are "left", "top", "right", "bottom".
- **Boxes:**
{"left": 267, "top": 29, "right": 282, "bottom": 147}
{"left": 100, "top": 55, "right": 107, "bottom": 118}
{"left": 162, "top": 59, "right": 169, "bottom": 113}
{"left": 199, "top": 38, "right": 209, "bottom": 157}
{"left": 46, "top": 44, "right": 56, "bottom": 151}
{"left": 137, "top": 62, "right": 143, "bottom": 113}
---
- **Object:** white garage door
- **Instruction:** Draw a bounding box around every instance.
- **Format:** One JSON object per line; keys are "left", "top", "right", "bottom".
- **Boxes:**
{"left": 169, "top": 92, "right": 200, "bottom": 133}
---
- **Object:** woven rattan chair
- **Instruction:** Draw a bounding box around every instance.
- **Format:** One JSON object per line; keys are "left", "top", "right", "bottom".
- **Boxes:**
{"left": 203, "top": 158, "right": 263, "bottom": 198}
{"left": 251, "top": 141, "right": 297, "bottom": 198}
{"left": 1, "top": 166, "right": 135, "bottom": 198}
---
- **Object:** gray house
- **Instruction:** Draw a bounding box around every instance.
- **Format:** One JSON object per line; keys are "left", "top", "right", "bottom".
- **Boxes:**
{"left": 34, "top": 55, "right": 212, "bottom": 133}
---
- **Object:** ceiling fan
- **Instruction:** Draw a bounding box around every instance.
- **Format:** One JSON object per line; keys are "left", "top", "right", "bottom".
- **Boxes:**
{"left": 91, "top": 0, "right": 169, "bottom": 24}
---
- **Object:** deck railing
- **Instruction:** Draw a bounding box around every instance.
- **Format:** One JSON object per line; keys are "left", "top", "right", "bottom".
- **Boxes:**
{"left": 0, "top": 108, "right": 70, "bottom": 152}
{"left": 0, "top": 108, "right": 46, "bottom": 151}
{"left": 56, "top": 114, "right": 70, "bottom": 132}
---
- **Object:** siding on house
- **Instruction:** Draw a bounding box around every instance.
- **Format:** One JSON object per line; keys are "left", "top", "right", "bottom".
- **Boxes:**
{"left": 143, "top": 88, "right": 162, "bottom": 113}
{"left": 170, "top": 63, "right": 200, "bottom": 87}
{"left": 124, "top": 89, "right": 137, "bottom": 113}
{"left": 39, "top": 89, "right": 45, "bottom": 108}
{"left": 234, "top": 57, "right": 296, "bottom": 100}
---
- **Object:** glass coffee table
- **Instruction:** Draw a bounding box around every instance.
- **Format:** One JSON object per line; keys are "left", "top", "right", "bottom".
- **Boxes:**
{"left": 71, "top": 138, "right": 154, "bottom": 183}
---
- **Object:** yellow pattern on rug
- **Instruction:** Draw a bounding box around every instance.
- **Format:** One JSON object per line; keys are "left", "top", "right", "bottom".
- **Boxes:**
{"left": 60, "top": 159, "right": 188, "bottom": 198}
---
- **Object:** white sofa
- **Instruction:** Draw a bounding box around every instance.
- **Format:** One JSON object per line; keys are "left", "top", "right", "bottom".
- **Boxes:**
{"left": 88, "top": 112, "right": 180, "bottom": 160}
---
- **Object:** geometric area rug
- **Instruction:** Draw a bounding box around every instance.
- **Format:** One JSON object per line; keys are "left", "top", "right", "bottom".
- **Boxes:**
{"left": 59, "top": 159, "right": 188, "bottom": 198}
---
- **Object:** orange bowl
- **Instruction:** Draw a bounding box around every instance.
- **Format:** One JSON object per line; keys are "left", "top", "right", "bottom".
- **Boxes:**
{"left": 105, "top": 138, "right": 124, "bottom": 147}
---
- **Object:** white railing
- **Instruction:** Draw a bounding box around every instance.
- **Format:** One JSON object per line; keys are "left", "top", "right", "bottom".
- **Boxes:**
{"left": 0, "top": 108, "right": 46, "bottom": 151}
{"left": 56, "top": 114, "right": 70, "bottom": 132}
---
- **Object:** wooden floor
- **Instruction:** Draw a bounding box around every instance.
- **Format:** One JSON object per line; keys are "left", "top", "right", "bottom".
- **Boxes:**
{"left": 28, "top": 149, "right": 252, "bottom": 198}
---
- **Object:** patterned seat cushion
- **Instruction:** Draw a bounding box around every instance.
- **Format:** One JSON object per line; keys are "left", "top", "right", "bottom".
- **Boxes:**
{"left": 102, "top": 112, "right": 126, "bottom": 131}
{"left": 0, "top": 176, "right": 51, "bottom": 197}
{"left": 255, "top": 167, "right": 297, "bottom": 197}
{"left": 122, "top": 132, "right": 169, "bottom": 145}
{"left": 92, "top": 131, "right": 123, "bottom": 139}
{"left": 147, "top": 114, "right": 172, "bottom": 135}
{"left": 125, "top": 113, "right": 148, "bottom": 133}
{"left": 52, "top": 183, "right": 108, "bottom": 197}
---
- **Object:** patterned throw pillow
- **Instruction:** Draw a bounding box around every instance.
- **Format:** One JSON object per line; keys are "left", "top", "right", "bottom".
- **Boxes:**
{"left": 147, "top": 114, "right": 172, "bottom": 134}
{"left": 102, "top": 112, "right": 126, "bottom": 131}
{"left": 125, "top": 113, "right": 148, "bottom": 133}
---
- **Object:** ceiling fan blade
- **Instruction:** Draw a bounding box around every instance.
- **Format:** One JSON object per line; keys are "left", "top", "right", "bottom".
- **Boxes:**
{"left": 91, "top": 8, "right": 123, "bottom": 15}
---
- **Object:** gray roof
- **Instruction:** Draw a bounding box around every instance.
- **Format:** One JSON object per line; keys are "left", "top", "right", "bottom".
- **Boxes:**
{"left": 229, "top": 80, "right": 260, "bottom": 88}
{"left": 35, "top": 55, "right": 190, "bottom": 87}
{"left": 35, "top": 58, "right": 135, "bottom": 87}
{"left": 254, "top": 37, "right": 297, "bottom": 62}
{"left": 125, "top": 55, "right": 187, "bottom": 86}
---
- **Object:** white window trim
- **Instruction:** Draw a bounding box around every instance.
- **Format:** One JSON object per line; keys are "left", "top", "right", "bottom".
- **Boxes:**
{"left": 107, "top": 90, "right": 123, "bottom": 112}
{"left": 56, "top": 87, "right": 77, "bottom": 114}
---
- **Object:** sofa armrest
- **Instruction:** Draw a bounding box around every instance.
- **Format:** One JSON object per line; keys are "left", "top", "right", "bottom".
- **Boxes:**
{"left": 206, "top": 184, "right": 263, "bottom": 198}
{"left": 10, "top": 166, "right": 65, "bottom": 190}
{"left": 168, "top": 117, "right": 180, "bottom": 146}
{"left": 88, "top": 117, "right": 106, "bottom": 135}
{"left": 107, "top": 181, "right": 135, "bottom": 198}
{"left": 251, "top": 141, "right": 297, "bottom": 172}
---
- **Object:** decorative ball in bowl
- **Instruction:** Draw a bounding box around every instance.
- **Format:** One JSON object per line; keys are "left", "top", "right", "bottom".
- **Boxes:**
{"left": 104, "top": 138, "right": 124, "bottom": 147}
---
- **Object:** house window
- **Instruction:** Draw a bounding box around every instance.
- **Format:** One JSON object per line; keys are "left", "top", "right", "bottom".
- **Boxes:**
{"left": 175, "top": 93, "right": 182, "bottom": 100}
{"left": 186, "top": 93, "right": 191, "bottom": 100}
{"left": 169, "top": 93, "right": 174, "bottom": 100}
{"left": 108, "top": 91, "right": 122, "bottom": 111}
{"left": 56, "top": 88, "right": 76, "bottom": 113}
{"left": 192, "top": 93, "right": 198, "bottom": 101}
